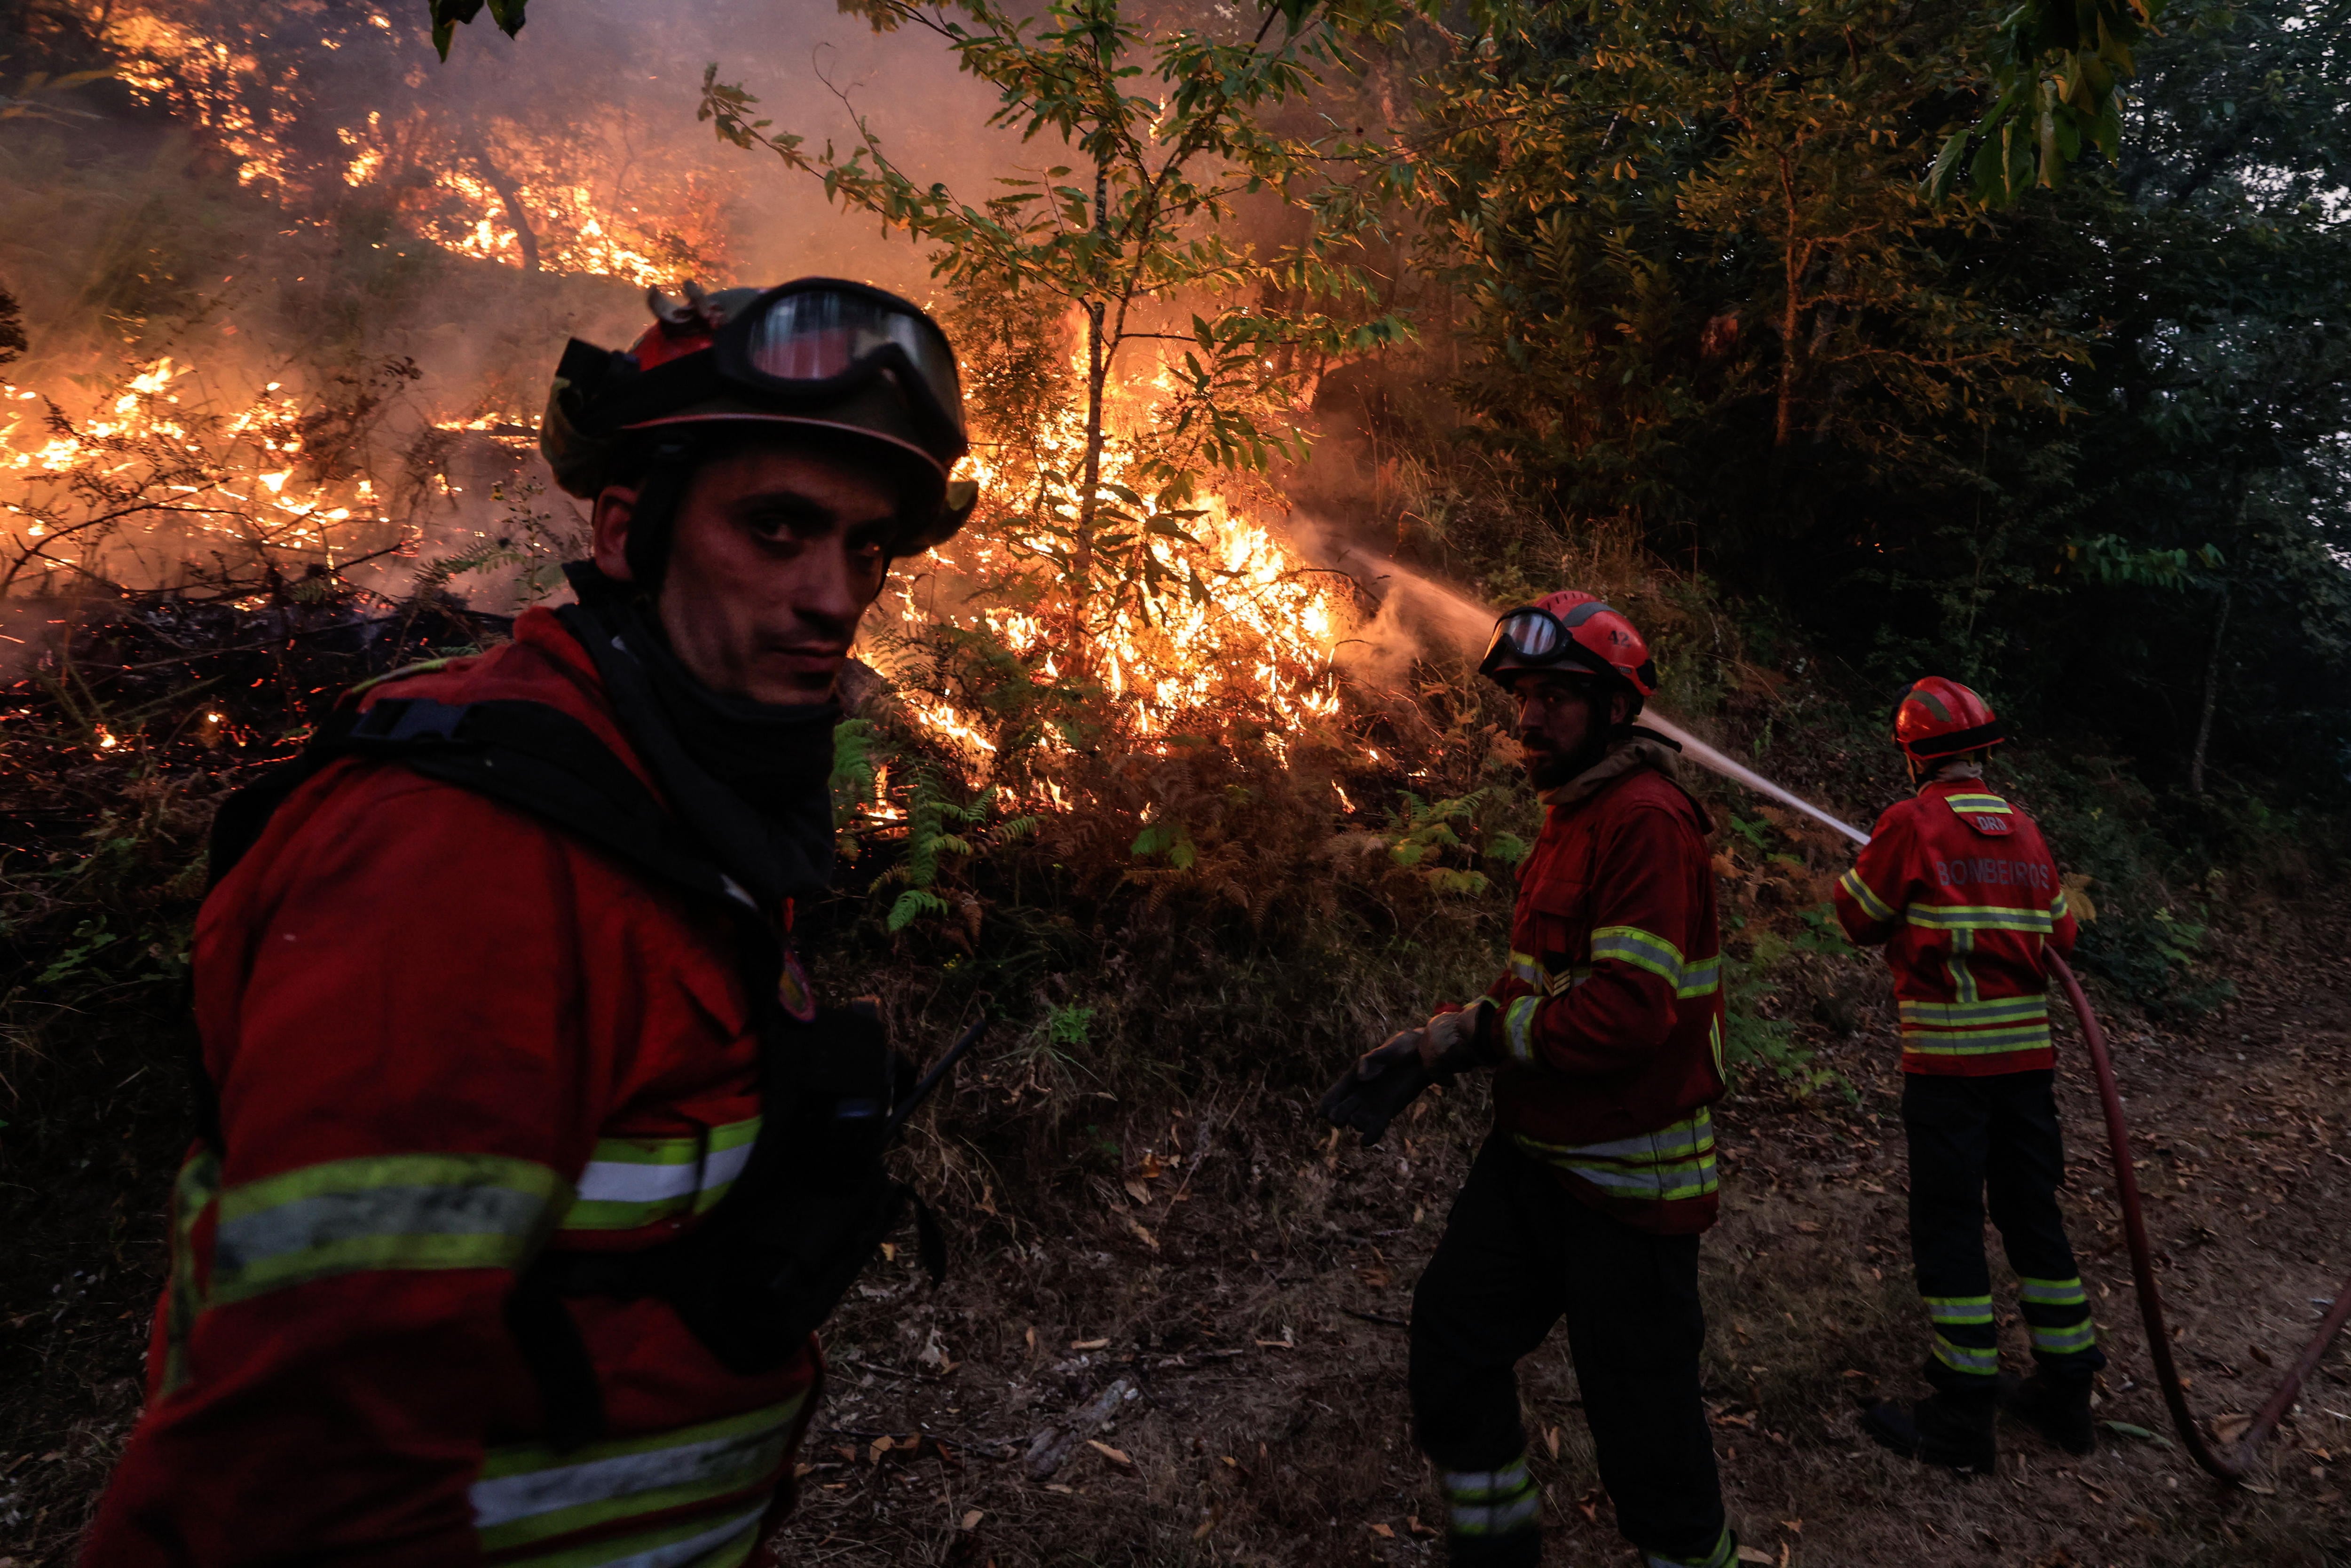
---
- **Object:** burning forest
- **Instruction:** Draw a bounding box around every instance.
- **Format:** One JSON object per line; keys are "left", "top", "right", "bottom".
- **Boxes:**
{"left": 5, "top": 1, "right": 2351, "bottom": 1566}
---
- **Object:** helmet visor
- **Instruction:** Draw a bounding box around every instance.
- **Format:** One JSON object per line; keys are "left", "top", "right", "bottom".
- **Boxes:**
{"left": 734, "top": 283, "right": 966, "bottom": 449}
{"left": 1482, "top": 607, "right": 1578, "bottom": 670}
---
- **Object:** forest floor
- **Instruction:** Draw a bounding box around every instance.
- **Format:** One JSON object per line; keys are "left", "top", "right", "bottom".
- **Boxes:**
{"left": 4, "top": 901, "right": 2348, "bottom": 1568}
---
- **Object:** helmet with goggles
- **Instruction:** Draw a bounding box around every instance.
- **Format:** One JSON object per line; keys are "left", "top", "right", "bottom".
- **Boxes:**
{"left": 541, "top": 277, "right": 978, "bottom": 557}
{"left": 1478, "top": 590, "right": 1658, "bottom": 708}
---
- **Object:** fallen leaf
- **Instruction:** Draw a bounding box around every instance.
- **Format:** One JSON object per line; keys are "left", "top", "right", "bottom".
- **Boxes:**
{"left": 1736, "top": 1547, "right": 1775, "bottom": 1564}
{"left": 1405, "top": 1515, "right": 1438, "bottom": 1537}
{"left": 1543, "top": 1425, "right": 1560, "bottom": 1458}
{"left": 1086, "top": 1439, "right": 1134, "bottom": 1470}
{"left": 959, "top": 1509, "right": 985, "bottom": 1531}
{"left": 868, "top": 1436, "right": 893, "bottom": 1464}
{"left": 1070, "top": 1338, "right": 1109, "bottom": 1351}
{"left": 2242, "top": 1481, "right": 2277, "bottom": 1496}
{"left": 2213, "top": 1413, "right": 2253, "bottom": 1444}
{"left": 1043, "top": 1482, "right": 1075, "bottom": 1495}
{"left": 1129, "top": 1218, "right": 1159, "bottom": 1251}
{"left": 1193, "top": 1502, "right": 1223, "bottom": 1539}
{"left": 1139, "top": 1150, "right": 1165, "bottom": 1179}
{"left": 1793, "top": 1221, "right": 1821, "bottom": 1234}
{"left": 1124, "top": 1178, "right": 1151, "bottom": 1204}
{"left": 1368, "top": 1523, "right": 1394, "bottom": 1538}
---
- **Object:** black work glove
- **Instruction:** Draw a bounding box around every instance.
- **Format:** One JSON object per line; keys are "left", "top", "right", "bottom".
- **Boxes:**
{"left": 1319, "top": 1031, "right": 1436, "bottom": 1147}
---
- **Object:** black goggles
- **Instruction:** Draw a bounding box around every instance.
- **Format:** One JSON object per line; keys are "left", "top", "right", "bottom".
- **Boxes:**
{"left": 1479, "top": 607, "right": 1611, "bottom": 680}
{"left": 613, "top": 279, "right": 968, "bottom": 467}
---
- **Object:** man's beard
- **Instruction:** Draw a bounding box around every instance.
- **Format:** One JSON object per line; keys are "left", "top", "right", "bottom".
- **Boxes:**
{"left": 1523, "top": 744, "right": 1582, "bottom": 791}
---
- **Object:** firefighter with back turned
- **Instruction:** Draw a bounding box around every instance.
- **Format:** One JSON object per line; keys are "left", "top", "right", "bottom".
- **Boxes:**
{"left": 1325, "top": 591, "right": 1741, "bottom": 1568}
{"left": 83, "top": 280, "right": 979, "bottom": 1567}
{"left": 1834, "top": 678, "right": 2103, "bottom": 1470}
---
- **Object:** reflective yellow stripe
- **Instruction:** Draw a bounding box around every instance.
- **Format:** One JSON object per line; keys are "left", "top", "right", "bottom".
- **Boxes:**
{"left": 1904, "top": 903, "right": 2056, "bottom": 934}
{"left": 1675, "top": 954, "right": 1721, "bottom": 1000}
{"left": 561, "top": 1118, "right": 762, "bottom": 1233}
{"left": 1502, "top": 994, "right": 1541, "bottom": 1066}
{"left": 1933, "top": 1336, "right": 1999, "bottom": 1375}
{"left": 1514, "top": 1109, "right": 1717, "bottom": 1203}
{"left": 1507, "top": 951, "right": 1544, "bottom": 988}
{"left": 209, "top": 1154, "right": 568, "bottom": 1305}
{"left": 2031, "top": 1320, "right": 2099, "bottom": 1355}
{"left": 1590, "top": 925, "right": 1688, "bottom": 988}
{"left": 1838, "top": 866, "right": 1897, "bottom": 923}
{"left": 1901, "top": 1024, "right": 2053, "bottom": 1054}
{"left": 162, "top": 1151, "right": 222, "bottom": 1395}
{"left": 1923, "top": 1294, "right": 1995, "bottom": 1325}
{"left": 2050, "top": 887, "right": 2070, "bottom": 921}
{"left": 2019, "top": 1275, "right": 2087, "bottom": 1306}
{"left": 1899, "top": 996, "right": 2049, "bottom": 1027}
{"left": 473, "top": 1393, "right": 807, "bottom": 1561}
{"left": 1944, "top": 793, "right": 2012, "bottom": 815}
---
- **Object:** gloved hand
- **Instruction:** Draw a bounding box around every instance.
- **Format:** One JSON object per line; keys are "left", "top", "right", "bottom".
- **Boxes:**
{"left": 1418, "top": 1001, "right": 1493, "bottom": 1079}
{"left": 1318, "top": 1030, "right": 1434, "bottom": 1147}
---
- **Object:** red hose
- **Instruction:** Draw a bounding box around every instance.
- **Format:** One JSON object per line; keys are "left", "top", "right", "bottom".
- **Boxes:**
{"left": 2047, "top": 951, "right": 2351, "bottom": 1483}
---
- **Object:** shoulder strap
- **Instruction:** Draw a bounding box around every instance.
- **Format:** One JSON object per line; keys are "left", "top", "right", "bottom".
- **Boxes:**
{"left": 210, "top": 696, "right": 756, "bottom": 912}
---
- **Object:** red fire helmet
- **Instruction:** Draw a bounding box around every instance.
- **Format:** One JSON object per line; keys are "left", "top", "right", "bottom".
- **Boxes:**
{"left": 1478, "top": 590, "right": 1658, "bottom": 699}
{"left": 1891, "top": 676, "right": 2007, "bottom": 759}
{"left": 540, "top": 278, "right": 976, "bottom": 553}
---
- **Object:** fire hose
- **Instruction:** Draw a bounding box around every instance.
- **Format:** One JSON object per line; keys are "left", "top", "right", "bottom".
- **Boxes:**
{"left": 2047, "top": 950, "right": 2351, "bottom": 1482}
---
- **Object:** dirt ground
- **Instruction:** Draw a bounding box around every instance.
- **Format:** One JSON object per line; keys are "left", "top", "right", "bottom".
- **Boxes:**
{"left": 5, "top": 904, "right": 2349, "bottom": 1568}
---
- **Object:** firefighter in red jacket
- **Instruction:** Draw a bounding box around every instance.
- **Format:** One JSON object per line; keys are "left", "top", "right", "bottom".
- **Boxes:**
{"left": 1328, "top": 592, "right": 1738, "bottom": 1568}
{"left": 83, "top": 280, "right": 978, "bottom": 1568}
{"left": 1834, "top": 677, "right": 2102, "bottom": 1470}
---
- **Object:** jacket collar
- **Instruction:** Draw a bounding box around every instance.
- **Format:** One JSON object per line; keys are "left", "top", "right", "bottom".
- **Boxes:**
{"left": 1539, "top": 729, "right": 1685, "bottom": 812}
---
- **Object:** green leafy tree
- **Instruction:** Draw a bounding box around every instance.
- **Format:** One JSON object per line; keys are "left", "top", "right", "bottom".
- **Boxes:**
{"left": 694, "top": 0, "right": 1414, "bottom": 649}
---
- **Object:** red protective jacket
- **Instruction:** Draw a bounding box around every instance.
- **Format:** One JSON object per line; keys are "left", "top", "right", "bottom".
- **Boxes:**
{"left": 1480, "top": 744, "right": 1728, "bottom": 1235}
{"left": 85, "top": 608, "right": 819, "bottom": 1568}
{"left": 1833, "top": 777, "right": 2078, "bottom": 1076}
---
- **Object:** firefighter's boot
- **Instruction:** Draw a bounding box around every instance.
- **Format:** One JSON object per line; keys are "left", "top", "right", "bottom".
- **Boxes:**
{"left": 1862, "top": 1384, "right": 1998, "bottom": 1472}
{"left": 2009, "top": 1371, "right": 2096, "bottom": 1454}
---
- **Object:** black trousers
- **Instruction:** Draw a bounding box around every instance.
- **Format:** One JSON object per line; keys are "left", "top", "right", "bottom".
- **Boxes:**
{"left": 1410, "top": 1133, "right": 1727, "bottom": 1565}
{"left": 1903, "top": 1070, "right": 2104, "bottom": 1390}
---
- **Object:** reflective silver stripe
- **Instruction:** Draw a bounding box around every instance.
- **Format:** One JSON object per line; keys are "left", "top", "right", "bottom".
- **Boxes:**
{"left": 1898, "top": 996, "right": 2049, "bottom": 1026}
{"left": 1503, "top": 994, "right": 1540, "bottom": 1066}
{"left": 575, "top": 1141, "right": 756, "bottom": 1206}
{"left": 2030, "top": 1320, "right": 2099, "bottom": 1355}
{"left": 1449, "top": 1493, "right": 1539, "bottom": 1535}
{"left": 209, "top": 1154, "right": 567, "bottom": 1304}
{"left": 1839, "top": 866, "right": 1897, "bottom": 922}
{"left": 1515, "top": 1109, "right": 1718, "bottom": 1203}
{"left": 1933, "top": 1336, "right": 1998, "bottom": 1374}
{"left": 2018, "top": 1276, "right": 2087, "bottom": 1306}
{"left": 472, "top": 1422, "right": 785, "bottom": 1528}
{"left": 1923, "top": 1295, "right": 1994, "bottom": 1325}
{"left": 598, "top": 1507, "right": 763, "bottom": 1568}
{"left": 1903, "top": 903, "right": 2056, "bottom": 934}
{"left": 1901, "top": 1024, "right": 2053, "bottom": 1054}
{"left": 1440, "top": 1458, "right": 1531, "bottom": 1499}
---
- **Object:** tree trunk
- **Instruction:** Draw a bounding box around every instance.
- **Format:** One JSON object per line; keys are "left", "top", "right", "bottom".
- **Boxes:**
{"left": 1774, "top": 149, "right": 1802, "bottom": 448}
{"left": 1073, "top": 148, "right": 1112, "bottom": 587}
{"left": 2188, "top": 582, "right": 2230, "bottom": 796}
{"left": 473, "top": 139, "right": 539, "bottom": 274}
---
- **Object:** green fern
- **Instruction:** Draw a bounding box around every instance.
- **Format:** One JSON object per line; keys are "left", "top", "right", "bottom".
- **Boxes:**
{"left": 879, "top": 767, "right": 1034, "bottom": 933}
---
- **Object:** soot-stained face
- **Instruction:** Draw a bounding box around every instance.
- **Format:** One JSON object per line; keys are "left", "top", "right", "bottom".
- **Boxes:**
{"left": 592, "top": 437, "right": 900, "bottom": 704}
{"left": 1510, "top": 670, "right": 1631, "bottom": 790}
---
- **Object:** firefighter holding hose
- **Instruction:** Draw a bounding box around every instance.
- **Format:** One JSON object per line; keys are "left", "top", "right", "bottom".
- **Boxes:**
{"left": 84, "top": 281, "right": 976, "bottom": 1567}
{"left": 1834, "top": 678, "right": 2103, "bottom": 1471}
{"left": 1325, "top": 592, "right": 1740, "bottom": 1568}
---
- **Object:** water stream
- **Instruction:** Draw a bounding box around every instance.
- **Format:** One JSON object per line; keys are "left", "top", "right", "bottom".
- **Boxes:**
{"left": 1320, "top": 539, "right": 1872, "bottom": 845}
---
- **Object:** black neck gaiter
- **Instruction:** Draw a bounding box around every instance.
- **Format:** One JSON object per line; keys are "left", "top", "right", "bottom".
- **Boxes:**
{"left": 557, "top": 562, "right": 837, "bottom": 908}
